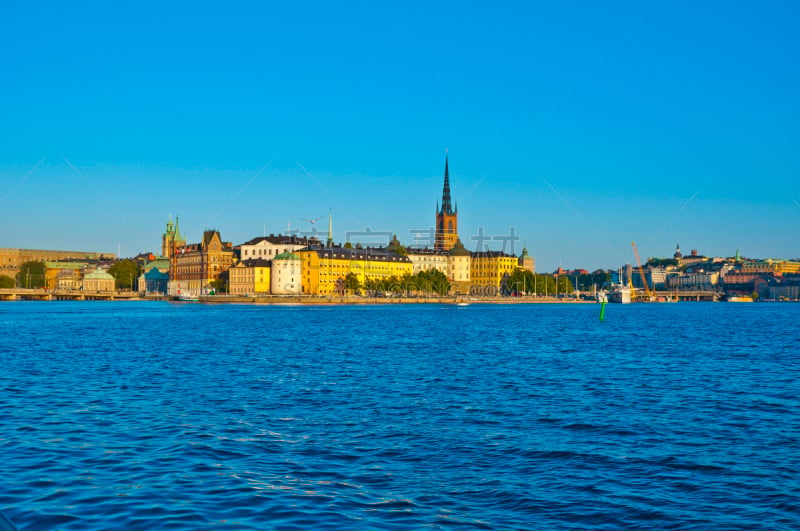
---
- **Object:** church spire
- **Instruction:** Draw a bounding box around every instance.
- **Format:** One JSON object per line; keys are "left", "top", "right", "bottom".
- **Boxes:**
{"left": 440, "top": 153, "right": 453, "bottom": 215}
{"left": 174, "top": 216, "right": 183, "bottom": 242}
{"left": 327, "top": 209, "right": 333, "bottom": 247}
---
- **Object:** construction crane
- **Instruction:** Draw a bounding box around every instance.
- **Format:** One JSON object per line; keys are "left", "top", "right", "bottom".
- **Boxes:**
{"left": 631, "top": 241, "right": 654, "bottom": 301}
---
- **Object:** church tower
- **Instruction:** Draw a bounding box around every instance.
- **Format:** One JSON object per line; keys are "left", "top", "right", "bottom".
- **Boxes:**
{"left": 162, "top": 215, "right": 186, "bottom": 258}
{"left": 435, "top": 154, "right": 459, "bottom": 250}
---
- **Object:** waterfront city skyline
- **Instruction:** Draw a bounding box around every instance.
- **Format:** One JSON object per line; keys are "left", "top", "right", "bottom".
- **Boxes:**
{"left": 1, "top": 2, "right": 798, "bottom": 271}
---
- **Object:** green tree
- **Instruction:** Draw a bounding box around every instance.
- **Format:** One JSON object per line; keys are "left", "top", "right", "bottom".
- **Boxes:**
{"left": 364, "top": 276, "right": 386, "bottom": 296}
{"left": 16, "top": 261, "right": 45, "bottom": 288}
{"left": 647, "top": 258, "right": 678, "bottom": 268}
{"left": 554, "top": 275, "right": 573, "bottom": 296}
{"left": 416, "top": 269, "right": 450, "bottom": 296}
{"left": 507, "top": 269, "right": 536, "bottom": 295}
{"left": 531, "top": 274, "right": 557, "bottom": 296}
{"left": 343, "top": 241, "right": 353, "bottom": 249}
{"left": 108, "top": 259, "right": 141, "bottom": 290}
{"left": 0, "top": 275, "right": 14, "bottom": 288}
{"left": 344, "top": 272, "right": 360, "bottom": 293}
{"left": 591, "top": 269, "right": 611, "bottom": 288}
{"left": 399, "top": 273, "right": 416, "bottom": 296}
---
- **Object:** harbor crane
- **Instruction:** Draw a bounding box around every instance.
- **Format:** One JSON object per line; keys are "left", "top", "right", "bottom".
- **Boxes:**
{"left": 631, "top": 241, "right": 655, "bottom": 301}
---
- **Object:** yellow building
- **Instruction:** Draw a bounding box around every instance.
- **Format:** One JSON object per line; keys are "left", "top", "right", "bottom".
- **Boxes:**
{"left": 471, "top": 251, "right": 519, "bottom": 290}
{"left": 741, "top": 259, "right": 800, "bottom": 277}
{"left": 0, "top": 248, "right": 114, "bottom": 279}
{"left": 44, "top": 261, "right": 89, "bottom": 290}
{"left": 56, "top": 269, "right": 81, "bottom": 291}
{"left": 297, "top": 246, "right": 413, "bottom": 295}
{"left": 229, "top": 259, "right": 271, "bottom": 296}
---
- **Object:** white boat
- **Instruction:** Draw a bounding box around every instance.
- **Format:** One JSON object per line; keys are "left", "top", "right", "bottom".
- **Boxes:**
{"left": 606, "top": 285, "right": 632, "bottom": 304}
{"left": 177, "top": 292, "right": 199, "bottom": 302}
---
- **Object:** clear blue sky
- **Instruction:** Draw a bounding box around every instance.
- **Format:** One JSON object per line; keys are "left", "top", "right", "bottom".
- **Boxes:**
{"left": 1, "top": 1, "right": 798, "bottom": 272}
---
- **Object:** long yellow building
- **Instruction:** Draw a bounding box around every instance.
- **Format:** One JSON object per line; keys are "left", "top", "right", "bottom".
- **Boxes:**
{"left": 740, "top": 259, "right": 800, "bottom": 277}
{"left": 470, "top": 251, "right": 519, "bottom": 289}
{"left": 297, "top": 246, "right": 413, "bottom": 295}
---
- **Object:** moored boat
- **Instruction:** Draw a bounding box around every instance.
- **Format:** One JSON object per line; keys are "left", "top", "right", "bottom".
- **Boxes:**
{"left": 606, "top": 285, "right": 632, "bottom": 304}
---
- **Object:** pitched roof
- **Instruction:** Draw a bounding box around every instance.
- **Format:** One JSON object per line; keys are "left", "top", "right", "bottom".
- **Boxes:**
{"left": 84, "top": 268, "right": 114, "bottom": 280}
{"left": 237, "top": 258, "right": 272, "bottom": 267}
{"left": 300, "top": 246, "right": 412, "bottom": 263}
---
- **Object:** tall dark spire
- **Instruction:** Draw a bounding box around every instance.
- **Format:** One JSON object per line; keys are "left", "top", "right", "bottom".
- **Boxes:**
{"left": 440, "top": 154, "right": 453, "bottom": 215}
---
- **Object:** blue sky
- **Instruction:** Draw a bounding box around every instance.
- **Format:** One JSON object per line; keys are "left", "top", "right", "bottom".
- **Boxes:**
{"left": 1, "top": 1, "right": 798, "bottom": 271}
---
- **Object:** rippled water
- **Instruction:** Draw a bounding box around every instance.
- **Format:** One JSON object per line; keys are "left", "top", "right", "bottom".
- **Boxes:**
{"left": 1, "top": 301, "right": 798, "bottom": 529}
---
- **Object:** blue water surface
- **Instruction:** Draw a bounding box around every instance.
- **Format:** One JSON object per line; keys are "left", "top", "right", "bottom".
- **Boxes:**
{"left": 1, "top": 301, "right": 798, "bottom": 530}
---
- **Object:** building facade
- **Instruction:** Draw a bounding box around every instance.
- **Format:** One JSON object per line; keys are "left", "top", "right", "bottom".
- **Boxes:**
{"left": 83, "top": 268, "right": 115, "bottom": 292}
{"left": 741, "top": 259, "right": 800, "bottom": 277}
{"left": 44, "top": 261, "right": 90, "bottom": 290}
{"left": 406, "top": 248, "right": 449, "bottom": 276}
{"left": 448, "top": 239, "right": 472, "bottom": 294}
{"left": 239, "top": 235, "right": 311, "bottom": 261}
{"left": 142, "top": 268, "right": 169, "bottom": 295}
{"left": 161, "top": 216, "right": 186, "bottom": 259}
{"left": 271, "top": 253, "right": 302, "bottom": 295}
{"left": 518, "top": 247, "right": 535, "bottom": 274}
{"left": 169, "top": 230, "right": 235, "bottom": 296}
{"left": 470, "top": 251, "right": 519, "bottom": 291}
{"left": 0, "top": 248, "right": 114, "bottom": 279}
{"left": 229, "top": 259, "right": 272, "bottom": 296}
{"left": 56, "top": 269, "right": 81, "bottom": 291}
{"left": 297, "top": 246, "right": 413, "bottom": 296}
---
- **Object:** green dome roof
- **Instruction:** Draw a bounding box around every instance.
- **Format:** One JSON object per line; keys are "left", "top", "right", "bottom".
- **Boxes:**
{"left": 449, "top": 239, "right": 470, "bottom": 256}
{"left": 273, "top": 252, "right": 301, "bottom": 261}
{"left": 84, "top": 268, "right": 114, "bottom": 280}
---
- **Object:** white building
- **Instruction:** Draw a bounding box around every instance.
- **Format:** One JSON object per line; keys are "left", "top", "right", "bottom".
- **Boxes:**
{"left": 406, "top": 248, "right": 448, "bottom": 276}
{"left": 239, "top": 235, "right": 311, "bottom": 261}
{"left": 271, "top": 252, "right": 302, "bottom": 295}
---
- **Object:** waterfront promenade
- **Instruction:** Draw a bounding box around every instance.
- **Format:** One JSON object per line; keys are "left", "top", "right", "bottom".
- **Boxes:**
{"left": 0, "top": 288, "right": 142, "bottom": 301}
{"left": 0, "top": 289, "right": 722, "bottom": 303}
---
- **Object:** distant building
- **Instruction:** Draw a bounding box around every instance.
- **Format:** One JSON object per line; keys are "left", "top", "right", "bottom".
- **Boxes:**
{"left": 272, "top": 252, "right": 303, "bottom": 295}
{"left": 470, "top": 251, "right": 519, "bottom": 291}
{"left": 406, "top": 247, "right": 449, "bottom": 276}
{"left": 142, "top": 268, "right": 169, "bottom": 295}
{"left": 161, "top": 216, "right": 186, "bottom": 259}
{"left": 769, "top": 285, "right": 799, "bottom": 300}
{"left": 741, "top": 259, "right": 800, "bottom": 277}
{"left": 518, "top": 246, "right": 535, "bottom": 274}
{"left": 137, "top": 257, "right": 171, "bottom": 294}
{"left": 677, "top": 248, "right": 706, "bottom": 268}
{"left": 44, "top": 261, "right": 91, "bottom": 290}
{"left": 448, "top": 239, "right": 472, "bottom": 294}
{"left": 169, "top": 230, "right": 235, "bottom": 296}
{"left": 56, "top": 269, "right": 81, "bottom": 291}
{"left": 0, "top": 248, "right": 114, "bottom": 279}
{"left": 435, "top": 155, "right": 459, "bottom": 251}
{"left": 229, "top": 259, "right": 271, "bottom": 296}
{"left": 297, "top": 246, "right": 412, "bottom": 295}
{"left": 668, "top": 272, "right": 719, "bottom": 289}
{"left": 238, "top": 235, "right": 311, "bottom": 261}
{"left": 83, "top": 268, "right": 115, "bottom": 292}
